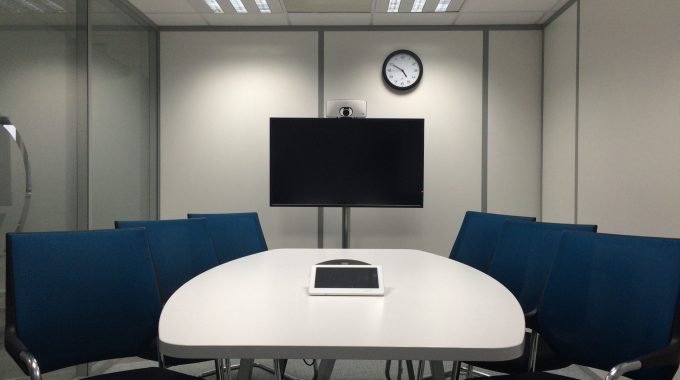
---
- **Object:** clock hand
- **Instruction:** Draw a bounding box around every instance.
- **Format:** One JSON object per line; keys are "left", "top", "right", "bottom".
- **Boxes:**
{"left": 390, "top": 63, "right": 408, "bottom": 78}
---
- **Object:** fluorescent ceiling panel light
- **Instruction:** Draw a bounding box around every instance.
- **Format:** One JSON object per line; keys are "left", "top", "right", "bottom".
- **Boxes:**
{"left": 434, "top": 0, "right": 450, "bottom": 12}
{"left": 411, "top": 0, "right": 425, "bottom": 12}
{"left": 204, "top": 0, "right": 224, "bottom": 13}
{"left": 255, "top": 0, "right": 271, "bottom": 13}
{"left": 41, "top": 0, "right": 65, "bottom": 12}
{"left": 387, "top": 0, "right": 400, "bottom": 12}
{"left": 229, "top": 0, "right": 247, "bottom": 13}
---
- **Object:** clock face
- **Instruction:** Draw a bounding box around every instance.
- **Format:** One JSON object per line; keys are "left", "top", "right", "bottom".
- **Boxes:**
{"left": 382, "top": 50, "right": 423, "bottom": 91}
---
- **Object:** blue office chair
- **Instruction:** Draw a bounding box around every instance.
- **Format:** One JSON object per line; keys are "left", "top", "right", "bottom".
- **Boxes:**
{"left": 114, "top": 219, "right": 223, "bottom": 376}
{"left": 4, "top": 228, "right": 201, "bottom": 380}
{"left": 449, "top": 211, "right": 536, "bottom": 273}
{"left": 115, "top": 218, "right": 219, "bottom": 303}
{"left": 187, "top": 212, "right": 267, "bottom": 264}
{"left": 463, "top": 221, "right": 597, "bottom": 376}
{"left": 485, "top": 231, "right": 680, "bottom": 380}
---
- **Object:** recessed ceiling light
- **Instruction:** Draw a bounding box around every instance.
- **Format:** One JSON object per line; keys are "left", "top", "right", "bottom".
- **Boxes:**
{"left": 387, "top": 0, "right": 400, "bottom": 12}
{"left": 411, "top": 0, "right": 425, "bottom": 12}
{"left": 434, "top": 0, "right": 450, "bottom": 12}
{"left": 204, "top": 0, "right": 224, "bottom": 13}
{"left": 229, "top": 0, "right": 247, "bottom": 13}
{"left": 255, "top": 0, "right": 271, "bottom": 13}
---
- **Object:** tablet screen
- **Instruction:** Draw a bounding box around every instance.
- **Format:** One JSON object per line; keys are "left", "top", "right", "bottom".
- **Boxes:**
{"left": 314, "top": 267, "right": 380, "bottom": 289}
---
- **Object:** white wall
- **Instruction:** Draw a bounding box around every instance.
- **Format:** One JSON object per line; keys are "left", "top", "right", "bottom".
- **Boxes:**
{"left": 161, "top": 29, "right": 543, "bottom": 255}
{"left": 577, "top": 0, "right": 680, "bottom": 236}
{"left": 160, "top": 32, "right": 320, "bottom": 248}
{"left": 542, "top": 0, "right": 680, "bottom": 236}
{"left": 542, "top": 4, "right": 577, "bottom": 223}
{"left": 323, "top": 31, "right": 483, "bottom": 255}
{"left": 487, "top": 30, "right": 542, "bottom": 218}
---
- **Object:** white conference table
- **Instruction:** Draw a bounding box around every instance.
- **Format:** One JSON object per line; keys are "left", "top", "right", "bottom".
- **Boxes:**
{"left": 159, "top": 249, "right": 525, "bottom": 380}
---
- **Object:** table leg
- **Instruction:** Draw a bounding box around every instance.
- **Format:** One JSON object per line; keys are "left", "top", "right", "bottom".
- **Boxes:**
{"left": 216, "top": 360, "right": 224, "bottom": 380}
{"left": 224, "top": 359, "right": 232, "bottom": 380}
{"left": 274, "top": 359, "right": 284, "bottom": 380}
{"left": 416, "top": 361, "right": 425, "bottom": 380}
{"left": 317, "top": 359, "right": 336, "bottom": 380}
{"left": 237, "top": 358, "right": 254, "bottom": 380}
{"left": 429, "top": 361, "right": 445, "bottom": 380}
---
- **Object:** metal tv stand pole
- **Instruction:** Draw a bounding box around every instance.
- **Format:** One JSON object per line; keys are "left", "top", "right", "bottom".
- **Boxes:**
{"left": 342, "top": 207, "right": 351, "bottom": 248}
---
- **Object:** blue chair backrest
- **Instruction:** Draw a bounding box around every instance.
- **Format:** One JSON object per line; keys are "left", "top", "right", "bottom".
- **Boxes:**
{"left": 5, "top": 229, "right": 161, "bottom": 373}
{"left": 538, "top": 231, "right": 680, "bottom": 380}
{"left": 488, "top": 221, "right": 597, "bottom": 313}
{"left": 450, "top": 211, "right": 536, "bottom": 272}
{"left": 188, "top": 212, "right": 267, "bottom": 264}
{"left": 115, "top": 218, "right": 218, "bottom": 303}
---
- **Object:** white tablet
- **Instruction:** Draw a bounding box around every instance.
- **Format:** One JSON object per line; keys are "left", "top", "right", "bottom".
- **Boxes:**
{"left": 309, "top": 264, "right": 384, "bottom": 296}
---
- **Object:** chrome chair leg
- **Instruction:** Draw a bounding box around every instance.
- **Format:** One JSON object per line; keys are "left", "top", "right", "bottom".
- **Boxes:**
{"left": 528, "top": 331, "right": 540, "bottom": 372}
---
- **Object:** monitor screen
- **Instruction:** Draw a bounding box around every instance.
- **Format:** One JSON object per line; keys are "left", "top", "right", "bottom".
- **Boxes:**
{"left": 270, "top": 118, "right": 424, "bottom": 207}
{"left": 313, "top": 267, "right": 380, "bottom": 289}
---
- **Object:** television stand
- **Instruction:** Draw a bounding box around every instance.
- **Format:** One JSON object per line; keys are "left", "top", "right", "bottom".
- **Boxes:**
{"left": 342, "top": 207, "right": 351, "bottom": 248}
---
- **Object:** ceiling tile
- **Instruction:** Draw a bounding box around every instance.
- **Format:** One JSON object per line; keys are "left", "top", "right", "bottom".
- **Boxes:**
{"left": 372, "top": 12, "right": 457, "bottom": 25}
{"left": 449, "top": 0, "right": 465, "bottom": 11}
{"left": 203, "top": 13, "right": 289, "bottom": 25}
{"left": 461, "top": 0, "right": 561, "bottom": 12}
{"left": 288, "top": 12, "right": 371, "bottom": 25}
{"left": 128, "top": 0, "right": 196, "bottom": 13}
{"left": 146, "top": 12, "right": 208, "bottom": 25}
{"left": 283, "top": 0, "right": 372, "bottom": 13}
{"left": 455, "top": 11, "right": 544, "bottom": 25}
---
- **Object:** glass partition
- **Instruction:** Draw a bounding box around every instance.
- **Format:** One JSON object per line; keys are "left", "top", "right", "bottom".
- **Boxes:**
{"left": 0, "top": 0, "right": 157, "bottom": 378}
{"left": 89, "top": 0, "right": 157, "bottom": 229}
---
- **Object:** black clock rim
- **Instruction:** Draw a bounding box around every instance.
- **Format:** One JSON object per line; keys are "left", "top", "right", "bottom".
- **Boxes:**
{"left": 382, "top": 49, "right": 423, "bottom": 91}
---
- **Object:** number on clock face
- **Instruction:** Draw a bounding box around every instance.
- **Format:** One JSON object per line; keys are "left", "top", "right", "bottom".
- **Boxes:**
{"left": 383, "top": 50, "right": 422, "bottom": 91}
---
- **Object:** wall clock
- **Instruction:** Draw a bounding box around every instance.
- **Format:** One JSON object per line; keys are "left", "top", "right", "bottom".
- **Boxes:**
{"left": 382, "top": 49, "right": 423, "bottom": 91}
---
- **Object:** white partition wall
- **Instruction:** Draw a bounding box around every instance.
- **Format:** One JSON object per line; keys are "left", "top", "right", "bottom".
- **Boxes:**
{"left": 577, "top": 0, "right": 680, "bottom": 236}
{"left": 542, "top": 0, "right": 680, "bottom": 236}
{"left": 160, "top": 29, "right": 544, "bottom": 255}
{"left": 160, "top": 32, "right": 320, "bottom": 248}
{"left": 487, "top": 30, "right": 542, "bottom": 218}
{"left": 323, "top": 31, "right": 484, "bottom": 255}
{"left": 542, "top": 4, "right": 578, "bottom": 223}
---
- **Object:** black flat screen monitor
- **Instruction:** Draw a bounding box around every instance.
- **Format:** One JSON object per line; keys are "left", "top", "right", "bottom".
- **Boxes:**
{"left": 270, "top": 117, "right": 424, "bottom": 207}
